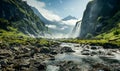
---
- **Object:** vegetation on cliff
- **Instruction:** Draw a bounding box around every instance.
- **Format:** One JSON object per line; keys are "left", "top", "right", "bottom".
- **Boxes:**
{"left": 0, "top": 0, "right": 47, "bottom": 36}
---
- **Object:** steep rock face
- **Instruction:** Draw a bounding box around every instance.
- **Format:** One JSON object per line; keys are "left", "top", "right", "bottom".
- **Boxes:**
{"left": 0, "top": 0, "right": 47, "bottom": 36}
{"left": 79, "top": 0, "right": 120, "bottom": 38}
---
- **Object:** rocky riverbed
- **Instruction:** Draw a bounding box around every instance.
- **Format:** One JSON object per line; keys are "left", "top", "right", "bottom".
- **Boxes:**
{"left": 0, "top": 42, "right": 120, "bottom": 71}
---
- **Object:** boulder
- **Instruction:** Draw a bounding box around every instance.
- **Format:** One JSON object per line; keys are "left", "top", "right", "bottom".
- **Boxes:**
{"left": 40, "top": 47, "right": 51, "bottom": 53}
{"left": 0, "top": 49, "right": 12, "bottom": 59}
{"left": 91, "top": 46, "right": 99, "bottom": 50}
{"left": 81, "top": 50, "right": 91, "bottom": 55}
{"left": 50, "top": 51, "right": 58, "bottom": 55}
{"left": 91, "top": 51, "right": 98, "bottom": 55}
{"left": 37, "top": 64, "right": 45, "bottom": 70}
{"left": 61, "top": 47, "right": 75, "bottom": 52}
{"left": 103, "top": 43, "right": 119, "bottom": 49}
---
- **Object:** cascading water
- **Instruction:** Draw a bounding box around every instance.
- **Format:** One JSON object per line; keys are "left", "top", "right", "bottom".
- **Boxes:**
{"left": 70, "top": 20, "right": 81, "bottom": 38}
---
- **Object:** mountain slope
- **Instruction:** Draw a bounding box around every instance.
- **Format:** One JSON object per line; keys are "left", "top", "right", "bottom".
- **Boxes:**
{"left": 62, "top": 15, "right": 77, "bottom": 21}
{"left": 31, "top": 7, "right": 75, "bottom": 38}
{"left": 31, "top": 6, "right": 52, "bottom": 25}
{"left": 0, "top": 0, "right": 47, "bottom": 37}
{"left": 78, "top": 0, "right": 120, "bottom": 40}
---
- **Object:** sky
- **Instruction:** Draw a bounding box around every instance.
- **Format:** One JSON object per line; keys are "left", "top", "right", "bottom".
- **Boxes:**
{"left": 24, "top": 0, "right": 90, "bottom": 21}
{"left": 39, "top": 0, "right": 90, "bottom": 19}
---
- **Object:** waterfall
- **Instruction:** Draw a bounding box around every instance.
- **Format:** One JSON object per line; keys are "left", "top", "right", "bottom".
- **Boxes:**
{"left": 70, "top": 20, "right": 81, "bottom": 38}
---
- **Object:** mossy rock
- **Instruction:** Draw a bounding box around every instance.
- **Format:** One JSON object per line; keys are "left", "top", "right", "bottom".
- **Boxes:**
{"left": 40, "top": 47, "right": 51, "bottom": 53}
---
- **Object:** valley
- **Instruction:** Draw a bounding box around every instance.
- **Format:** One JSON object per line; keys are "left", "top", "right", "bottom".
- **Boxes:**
{"left": 0, "top": 38, "right": 120, "bottom": 71}
{"left": 0, "top": 0, "right": 120, "bottom": 71}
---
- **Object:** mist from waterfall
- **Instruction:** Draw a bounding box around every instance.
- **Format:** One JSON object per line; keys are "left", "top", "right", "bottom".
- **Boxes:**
{"left": 43, "top": 21, "right": 82, "bottom": 39}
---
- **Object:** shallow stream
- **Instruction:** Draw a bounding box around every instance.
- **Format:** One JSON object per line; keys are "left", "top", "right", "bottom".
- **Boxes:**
{"left": 46, "top": 43, "right": 120, "bottom": 71}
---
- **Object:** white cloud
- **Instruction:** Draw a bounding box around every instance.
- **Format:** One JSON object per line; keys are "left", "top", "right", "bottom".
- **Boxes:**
{"left": 23, "top": 0, "right": 61, "bottom": 21}
{"left": 60, "top": 26, "right": 68, "bottom": 30}
{"left": 46, "top": 25, "right": 57, "bottom": 29}
{"left": 23, "top": 0, "right": 80, "bottom": 26}
{"left": 62, "top": 19, "right": 78, "bottom": 26}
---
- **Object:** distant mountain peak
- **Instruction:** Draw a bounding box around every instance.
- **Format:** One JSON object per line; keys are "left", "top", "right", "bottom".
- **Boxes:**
{"left": 62, "top": 15, "right": 77, "bottom": 21}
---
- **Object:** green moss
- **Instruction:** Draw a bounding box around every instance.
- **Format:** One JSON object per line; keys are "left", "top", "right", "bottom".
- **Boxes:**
{"left": 60, "top": 39, "right": 107, "bottom": 44}
{"left": 85, "top": 33, "right": 93, "bottom": 39}
{"left": 60, "top": 38, "right": 120, "bottom": 47}
{"left": 114, "top": 30, "right": 120, "bottom": 35}
{"left": 0, "top": 18, "right": 9, "bottom": 23}
{"left": 0, "top": 18, "right": 10, "bottom": 30}
{"left": 0, "top": 29, "right": 56, "bottom": 47}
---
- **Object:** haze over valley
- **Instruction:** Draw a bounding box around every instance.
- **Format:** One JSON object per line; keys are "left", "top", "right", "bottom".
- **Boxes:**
{"left": 24, "top": 0, "right": 90, "bottom": 38}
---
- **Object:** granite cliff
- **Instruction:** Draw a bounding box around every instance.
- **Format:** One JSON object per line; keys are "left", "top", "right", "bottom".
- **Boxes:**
{"left": 77, "top": 0, "right": 120, "bottom": 39}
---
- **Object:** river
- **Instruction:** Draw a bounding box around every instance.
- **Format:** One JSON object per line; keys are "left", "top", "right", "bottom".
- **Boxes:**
{"left": 45, "top": 42, "right": 120, "bottom": 71}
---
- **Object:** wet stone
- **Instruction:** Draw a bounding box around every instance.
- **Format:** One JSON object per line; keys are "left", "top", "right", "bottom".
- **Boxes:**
{"left": 61, "top": 47, "right": 75, "bottom": 52}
